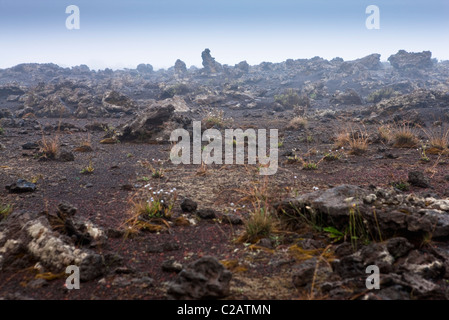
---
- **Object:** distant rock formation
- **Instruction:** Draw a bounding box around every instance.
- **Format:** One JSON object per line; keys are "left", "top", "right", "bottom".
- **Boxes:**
{"left": 201, "top": 48, "right": 222, "bottom": 73}
{"left": 388, "top": 50, "right": 433, "bottom": 70}
{"left": 174, "top": 59, "right": 187, "bottom": 75}
{"left": 353, "top": 53, "right": 382, "bottom": 70}
{"left": 136, "top": 63, "right": 154, "bottom": 74}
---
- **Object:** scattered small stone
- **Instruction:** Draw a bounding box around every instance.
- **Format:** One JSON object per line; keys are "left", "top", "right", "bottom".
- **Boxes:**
{"left": 220, "top": 214, "right": 243, "bottom": 225}
{"left": 162, "top": 260, "right": 183, "bottom": 273}
{"left": 121, "top": 184, "right": 134, "bottom": 191}
{"left": 146, "top": 242, "right": 181, "bottom": 253}
{"left": 105, "top": 228, "right": 125, "bottom": 238}
{"left": 6, "top": 179, "right": 36, "bottom": 193}
{"left": 180, "top": 198, "right": 198, "bottom": 213}
{"left": 21, "top": 142, "right": 39, "bottom": 150}
{"left": 167, "top": 256, "right": 232, "bottom": 300}
{"left": 408, "top": 171, "right": 431, "bottom": 188}
{"left": 196, "top": 209, "right": 216, "bottom": 220}
{"left": 114, "top": 267, "right": 135, "bottom": 274}
{"left": 258, "top": 238, "right": 273, "bottom": 248}
{"left": 385, "top": 153, "right": 398, "bottom": 159}
{"left": 58, "top": 151, "right": 75, "bottom": 162}
{"left": 57, "top": 202, "right": 77, "bottom": 218}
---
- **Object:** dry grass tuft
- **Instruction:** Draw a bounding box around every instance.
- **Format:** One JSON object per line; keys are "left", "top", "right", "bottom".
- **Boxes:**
{"left": 286, "top": 116, "right": 308, "bottom": 130}
{"left": 392, "top": 122, "right": 419, "bottom": 148}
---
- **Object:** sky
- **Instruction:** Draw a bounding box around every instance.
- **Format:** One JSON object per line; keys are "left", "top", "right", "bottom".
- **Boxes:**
{"left": 0, "top": 0, "right": 448, "bottom": 70}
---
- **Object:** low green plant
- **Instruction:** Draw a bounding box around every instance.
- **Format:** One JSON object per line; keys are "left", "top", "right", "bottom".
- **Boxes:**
{"left": 323, "top": 226, "right": 345, "bottom": 243}
{"left": 420, "top": 147, "right": 430, "bottom": 162}
{"left": 0, "top": 203, "right": 13, "bottom": 220}
{"left": 391, "top": 181, "right": 410, "bottom": 191}
{"left": 151, "top": 168, "right": 164, "bottom": 179}
{"left": 302, "top": 162, "right": 318, "bottom": 170}
{"left": 323, "top": 151, "right": 341, "bottom": 161}
{"left": 347, "top": 205, "right": 371, "bottom": 251}
{"left": 278, "top": 138, "right": 284, "bottom": 148}
{"left": 0, "top": 126, "right": 4, "bottom": 135}
{"left": 135, "top": 198, "right": 172, "bottom": 219}
{"left": 80, "top": 161, "right": 94, "bottom": 174}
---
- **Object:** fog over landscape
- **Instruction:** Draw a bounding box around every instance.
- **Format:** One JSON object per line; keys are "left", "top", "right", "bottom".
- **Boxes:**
{"left": 0, "top": 0, "right": 448, "bottom": 70}
{"left": 2, "top": 0, "right": 449, "bottom": 304}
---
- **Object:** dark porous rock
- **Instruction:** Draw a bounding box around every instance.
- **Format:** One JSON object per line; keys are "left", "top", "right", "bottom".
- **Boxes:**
{"left": 81, "top": 252, "right": 106, "bottom": 282}
{"left": 332, "top": 253, "right": 364, "bottom": 279}
{"left": 196, "top": 209, "right": 216, "bottom": 220}
{"left": 292, "top": 257, "right": 333, "bottom": 288}
{"left": 398, "top": 250, "right": 444, "bottom": 280}
{"left": 167, "top": 256, "right": 232, "bottom": 300}
{"left": 146, "top": 241, "right": 181, "bottom": 253}
{"left": 220, "top": 214, "right": 243, "bottom": 225}
{"left": 360, "top": 243, "right": 394, "bottom": 273}
{"left": 22, "top": 142, "right": 39, "bottom": 150}
{"left": 408, "top": 171, "right": 430, "bottom": 188}
{"left": 58, "top": 151, "right": 75, "bottom": 162}
{"left": 386, "top": 237, "right": 414, "bottom": 259}
{"left": 162, "top": 260, "right": 183, "bottom": 273}
{"left": 57, "top": 202, "right": 77, "bottom": 218}
{"left": 106, "top": 229, "right": 125, "bottom": 238}
{"left": 6, "top": 179, "right": 36, "bottom": 193}
{"left": 180, "top": 198, "right": 198, "bottom": 213}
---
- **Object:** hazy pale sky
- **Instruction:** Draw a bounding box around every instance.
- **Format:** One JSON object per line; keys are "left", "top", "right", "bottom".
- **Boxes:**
{"left": 0, "top": 0, "right": 448, "bottom": 70}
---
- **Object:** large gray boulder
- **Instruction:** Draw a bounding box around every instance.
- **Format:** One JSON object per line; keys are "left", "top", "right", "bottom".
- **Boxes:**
{"left": 117, "top": 102, "right": 190, "bottom": 143}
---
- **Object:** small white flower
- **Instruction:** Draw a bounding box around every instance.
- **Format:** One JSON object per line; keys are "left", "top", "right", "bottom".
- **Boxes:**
{"left": 153, "top": 191, "right": 156, "bottom": 195}
{"left": 230, "top": 203, "right": 234, "bottom": 206}
{"left": 173, "top": 187, "right": 176, "bottom": 191}
{"left": 294, "top": 176, "right": 297, "bottom": 179}
{"left": 313, "top": 186, "right": 319, "bottom": 190}
{"left": 160, "top": 200, "right": 164, "bottom": 203}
